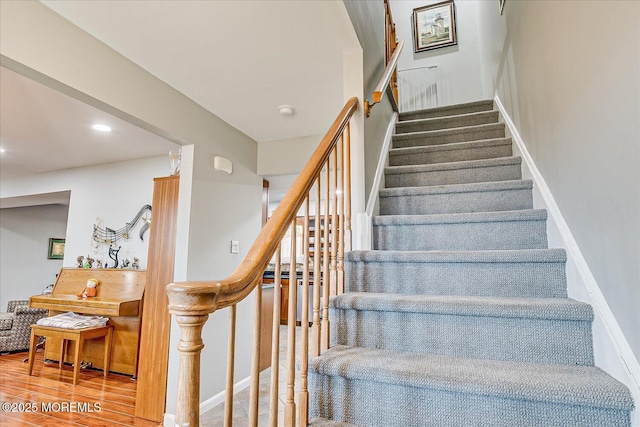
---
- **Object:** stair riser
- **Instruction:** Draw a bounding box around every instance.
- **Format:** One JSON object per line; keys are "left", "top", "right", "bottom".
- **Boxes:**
{"left": 309, "top": 375, "right": 629, "bottom": 427}
{"left": 396, "top": 111, "right": 499, "bottom": 134}
{"left": 345, "top": 261, "right": 567, "bottom": 298}
{"left": 393, "top": 125, "right": 505, "bottom": 149}
{"left": 330, "top": 310, "right": 593, "bottom": 365}
{"left": 399, "top": 101, "right": 494, "bottom": 121}
{"left": 380, "top": 187, "right": 532, "bottom": 215}
{"left": 389, "top": 142, "right": 512, "bottom": 166}
{"left": 385, "top": 163, "right": 522, "bottom": 188}
{"left": 373, "top": 219, "right": 548, "bottom": 251}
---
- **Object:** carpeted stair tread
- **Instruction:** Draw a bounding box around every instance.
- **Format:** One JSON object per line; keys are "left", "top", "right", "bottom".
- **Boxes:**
{"left": 310, "top": 345, "right": 635, "bottom": 411}
{"left": 388, "top": 137, "right": 512, "bottom": 166}
{"left": 395, "top": 110, "right": 499, "bottom": 133}
{"left": 347, "top": 248, "right": 566, "bottom": 264}
{"left": 380, "top": 179, "right": 532, "bottom": 198}
{"left": 330, "top": 292, "right": 593, "bottom": 321}
{"left": 373, "top": 209, "right": 548, "bottom": 251}
{"left": 344, "top": 249, "right": 568, "bottom": 298}
{"left": 379, "top": 180, "right": 533, "bottom": 215}
{"left": 384, "top": 156, "right": 521, "bottom": 188}
{"left": 373, "top": 208, "right": 547, "bottom": 226}
{"left": 392, "top": 122, "right": 505, "bottom": 149}
{"left": 386, "top": 156, "right": 521, "bottom": 175}
{"left": 399, "top": 99, "right": 494, "bottom": 121}
{"left": 309, "top": 418, "right": 360, "bottom": 427}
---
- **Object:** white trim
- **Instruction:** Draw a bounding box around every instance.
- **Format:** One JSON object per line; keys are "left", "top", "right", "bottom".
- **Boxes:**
{"left": 357, "top": 112, "right": 397, "bottom": 251}
{"left": 495, "top": 95, "right": 640, "bottom": 423}
{"left": 164, "top": 376, "right": 252, "bottom": 426}
{"left": 366, "top": 112, "right": 397, "bottom": 217}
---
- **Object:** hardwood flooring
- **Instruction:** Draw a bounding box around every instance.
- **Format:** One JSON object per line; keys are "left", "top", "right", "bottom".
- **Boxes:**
{"left": 0, "top": 349, "right": 159, "bottom": 426}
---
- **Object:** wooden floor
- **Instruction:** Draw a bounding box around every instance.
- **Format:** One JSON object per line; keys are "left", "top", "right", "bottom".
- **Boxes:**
{"left": 0, "top": 349, "right": 160, "bottom": 427}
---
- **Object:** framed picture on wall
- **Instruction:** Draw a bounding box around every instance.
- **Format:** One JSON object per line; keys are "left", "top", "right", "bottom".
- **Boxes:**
{"left": 48, "top": 238, "right": 65, "bottom": 260}
{"left": 413, "top": 0, "right": 457, "bottom": 53}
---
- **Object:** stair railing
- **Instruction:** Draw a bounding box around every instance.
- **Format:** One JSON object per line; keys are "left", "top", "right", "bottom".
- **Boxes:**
{"left": 166, "top": 97, "right": 358, "bottom": 427}
{"left": 364, "top": 0, "right": 404, "bottom": 117}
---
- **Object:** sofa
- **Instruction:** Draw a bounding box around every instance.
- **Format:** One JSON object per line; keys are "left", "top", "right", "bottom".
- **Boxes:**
{"left": 0, "top": 300, "right": 48, "bottom": 353}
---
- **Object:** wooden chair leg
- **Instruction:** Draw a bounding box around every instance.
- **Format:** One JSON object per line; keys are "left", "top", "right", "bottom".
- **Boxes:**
{"left": 27, "top": 329, "right": 37, "bottom": 376}
{"left": 60, "top": 339, "right": 68, "bottom": 369}
{"left": 72, "top": 337, "right": 83, "bottom": 385}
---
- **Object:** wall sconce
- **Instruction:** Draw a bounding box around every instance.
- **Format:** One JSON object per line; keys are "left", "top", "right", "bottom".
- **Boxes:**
{"left": 213, "top": 156, "right": 233, "bottom": 174}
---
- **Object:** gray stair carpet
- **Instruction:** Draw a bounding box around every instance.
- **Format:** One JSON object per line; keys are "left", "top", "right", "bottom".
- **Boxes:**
{"left": 345, "top": 249, "right": 567, "bottom": 297}
{"left": 379, "top": 180, "right": 533, "bottom": 215}
{"left": 395, "top": 110, "right": 500, "bottom": 134}
{"left": 309, "top": 346, "right": 634, "bottom": 427}
{"left": 388, "top": 137, "right": 513, "bottom": 166}
{"left": 399, "top": 99, "right": 495, "bottom": 121}
{"left": 308, "top": 99, "right": 634, "bottom": 426}
{"left": 384, "top": 156, "right": 522, "bottom": 188}
{"left": 392, "top": 122, "right": 506, "bottom": 148}
{"left": 373, "top": 209, "right": 548, "bottom": 251}
{"left": 309, "top": 419, "right": 359, "bottom": 427}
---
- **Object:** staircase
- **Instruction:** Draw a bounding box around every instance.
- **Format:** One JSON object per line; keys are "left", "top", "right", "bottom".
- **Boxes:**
{"left": 308, "top": 100, "right": 634, "bottom": 426}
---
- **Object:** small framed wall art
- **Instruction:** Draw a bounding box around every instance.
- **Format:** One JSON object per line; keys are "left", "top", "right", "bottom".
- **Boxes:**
{"left": 413, "top": 0, "right": 457, "bottom": 53}
{"left": 48, "top": 238, "right": 65, "bottom": 260}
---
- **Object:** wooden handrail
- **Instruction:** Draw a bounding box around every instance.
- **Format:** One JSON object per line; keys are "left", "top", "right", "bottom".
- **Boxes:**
{"left": 166, "top": 97, "right": 358, "bottom": 427}
{"left": 364, "top": 39, "right": 404, "bottom": 117}
{"left": 167, "top": 97, "right": 357, "bottom": 315}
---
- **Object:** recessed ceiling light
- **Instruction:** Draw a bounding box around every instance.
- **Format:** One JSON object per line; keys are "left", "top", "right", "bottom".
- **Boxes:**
{"left": 92, "top": 124, "right": 112, "bottom": 132}
{"left": 0, "top": 148, "right": 5, "bottom": 153}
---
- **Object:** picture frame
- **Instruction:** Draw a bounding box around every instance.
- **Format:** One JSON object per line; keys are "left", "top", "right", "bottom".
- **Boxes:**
{"left": 48, "top": 238, "right": 65, "bottom": 260}
{"left": 413, "top": 0, "right": 457, "bottom": 53}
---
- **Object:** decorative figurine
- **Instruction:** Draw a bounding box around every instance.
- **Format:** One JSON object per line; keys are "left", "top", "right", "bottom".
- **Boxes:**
{"left": 132, "top": 257, "right": 140, "bottom": 269}
{"left": 84, "top": 255, "right": 95, "bottom": 269}
{"left": 122, "top": 258, "right": 130, "bottom": 268}
{"left": 108, "top": 245, "right": 121, "bottom": 268}
{"left": 76, "top": 256, "right": 84, "bottom": 268}
{"left": 77, "top": 278, "right": 99, "bottom": 298}
{"left": 96, "top": 259, "right": 102, "bottom": 269}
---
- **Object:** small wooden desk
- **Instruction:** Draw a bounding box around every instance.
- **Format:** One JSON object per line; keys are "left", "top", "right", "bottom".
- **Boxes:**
{"left": 28, "top": 324, "right": 113, "bottom": 385}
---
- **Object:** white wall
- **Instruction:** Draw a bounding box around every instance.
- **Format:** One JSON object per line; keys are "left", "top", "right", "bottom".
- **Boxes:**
{"left": 389, "top": 0, "right": 484, "bottom": 107}
{"left": 0, "top": 156, "right": 166, "bottom": 271}
{"left": 0, "top": 204, "right": 68, "bottom": 308}
{"left": 257, "top": 135, "right": 322, "bottom": 176}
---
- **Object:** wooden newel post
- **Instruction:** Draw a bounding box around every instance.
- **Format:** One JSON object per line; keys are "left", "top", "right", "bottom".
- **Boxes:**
{"left": 173, "top": 313, "right": 208, "bottom": 427}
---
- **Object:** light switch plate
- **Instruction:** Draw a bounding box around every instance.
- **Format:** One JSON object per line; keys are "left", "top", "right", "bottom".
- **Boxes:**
{"left": 231, "top": 240, "right": 239, "bottom": 254}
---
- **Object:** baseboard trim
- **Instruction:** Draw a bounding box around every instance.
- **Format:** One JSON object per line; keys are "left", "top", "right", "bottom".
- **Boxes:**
{"left": 359, "top": 112, "right": 397, "bottom": 251}
{"left": 365, "top": 112, "right": 397, "bottom": 217}
{"left": 494, "top": 95, "right": 640, "bottom": 420}
{"left": 163, "top": 376, "right": 251, "bottom": 426}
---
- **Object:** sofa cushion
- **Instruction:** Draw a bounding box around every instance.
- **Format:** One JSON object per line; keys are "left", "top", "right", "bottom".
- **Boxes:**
{"left": 0, "top": 313, "right": 14, "bottom": 331}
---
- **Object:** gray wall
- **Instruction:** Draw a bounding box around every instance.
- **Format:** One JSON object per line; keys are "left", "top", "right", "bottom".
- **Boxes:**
{"left": 0, "top": 204, "right": 68, "bottom": 308}
{"left": 477, "top": 0, "right": 640, "bottom": 360}
{"left": 343, "top": 0, "right": 395, "bottom": 205}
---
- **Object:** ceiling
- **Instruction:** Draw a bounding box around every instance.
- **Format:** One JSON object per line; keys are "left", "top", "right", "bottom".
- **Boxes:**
{"left": 0, "top": 1, "right": 359, "bottom": 207}
{"left": 39, "top": 0, "right": 359, "bottom": 143}
{"left": 0, "top": 66, "right": 179, "bottom": 181}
